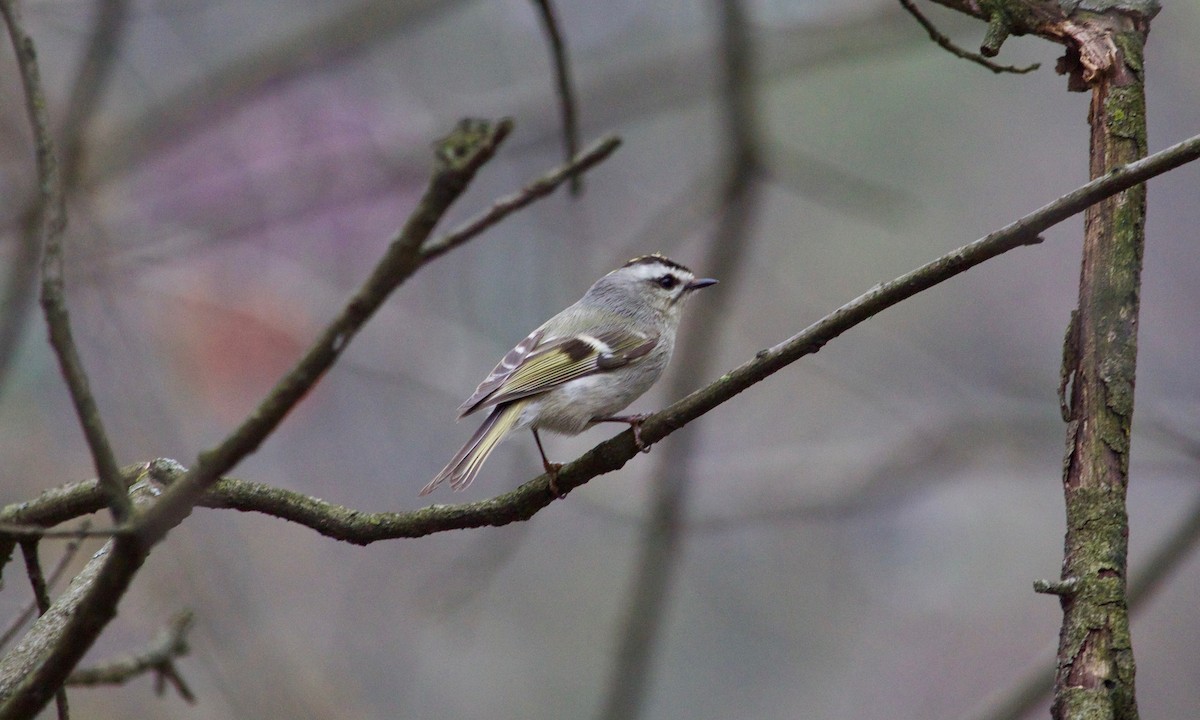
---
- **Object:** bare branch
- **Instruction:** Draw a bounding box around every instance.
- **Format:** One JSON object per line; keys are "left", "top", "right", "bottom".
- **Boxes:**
{"left": 0, "top": 480, "right": 165, "bottom": 718}
{"left": 0, "top": 0, "right": 131, "bottom": 524}
{"left": 67, "top": 611, "right": 195, "bottom": 704}
{"left": 0, "top": 524, "right": 120, "bottom": 541}
{"left": 898, "top": 0, "right": 1040, "bottom": 74}
{"left": 17, "top": 542, "right": 52, "bottom": 618}
{"left": 0, "top": 115, "right": 625, "bottom": 719}
{"left": 1051, "top": 13, "right": 1149, "bottom": 717}
{"left": 417, "top": 134, "right": 621, "bottom": 263}
{"left": 1, "top": 125, "right": 1196, "bottom": 720}
{"left": 18, "top": 542, "right": 69, "bottom": 720}
{"left": 9, "top": 133, "right": 1198, "bottom": 547}
{"left": 132, "top": 117, "right": 514, "bottom": 546}
{"left": 0, "top": 115, "right": 512, "bottom": 717}
{"left": 0, "top": 526, "right": 88, "bottom": 652}
{"left": 965, "top": 488, "right": 1200, "bottom": 720}
{"left": 530, "top": 0, "right": 583, "bottom": 195}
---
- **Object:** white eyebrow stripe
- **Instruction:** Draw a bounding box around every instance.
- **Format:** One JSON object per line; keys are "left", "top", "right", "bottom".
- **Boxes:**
{"left": 624, "top": 262, "right": 694, "bottom": 283}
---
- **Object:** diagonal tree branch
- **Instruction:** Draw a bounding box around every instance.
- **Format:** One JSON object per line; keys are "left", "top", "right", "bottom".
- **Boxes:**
{"left": 0, "top": 526, "right": 88, "bottom": 652}
{"left": 417, "top": 134, "right": 620, "bottom": 263}
{"left": 0, "top": 111, "right": 513, "bottom": 714}
{"left": 928, "top": 0, "right": 1160, "bottom": 86}
{"left": 0, "top": 115, "right": 623, "bottom": 718}
{"left": 0, "top": 0, "right": 129, "bottom": 405}
{"left": 0, "top": 479, "right": 162, "bottom": 717}
{"left": 898, "top": 0, "right": 1039, "bottom": 73}
{"left": 1, "top": 0, "right": 131, "bottom": 524}
{"left": 7, "top": 131, "right": 1199, "bottom": 548}
{"left": 132, "top": 117, "right": 515, "bottom": 546}
{"left": 0, "top": 116, "right": 513, "bottom": 717}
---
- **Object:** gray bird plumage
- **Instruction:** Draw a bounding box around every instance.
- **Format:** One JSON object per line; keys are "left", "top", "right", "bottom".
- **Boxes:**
{"left": 420, "top": 254, "right": 716, "bottom": 496}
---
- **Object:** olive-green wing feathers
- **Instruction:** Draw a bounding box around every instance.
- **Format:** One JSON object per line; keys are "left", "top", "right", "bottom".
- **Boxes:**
{"left": 457, "top": 326, "right": 658, "bottom": 417}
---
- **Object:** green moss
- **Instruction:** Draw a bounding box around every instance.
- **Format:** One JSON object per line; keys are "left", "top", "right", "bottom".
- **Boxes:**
{"left": 1112, "top": 29, "right": 1146, "bottom": 76}
{"left": 976, "top": 0, "right": 1041, "bottom": 35}
{"left": 1106, "top": 87, "right": 1146, "bottom": 142}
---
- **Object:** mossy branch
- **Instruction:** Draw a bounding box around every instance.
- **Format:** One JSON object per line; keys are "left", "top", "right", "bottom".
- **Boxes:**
{"left": 0, "top": 116, "right": 619, "bottom": 718}
{"left": 6, "top": 130, "right": 1199, "bottom": 547}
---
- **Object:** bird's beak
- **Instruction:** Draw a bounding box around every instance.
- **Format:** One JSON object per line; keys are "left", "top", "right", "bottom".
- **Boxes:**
{"left": 686, "top": 278, "right": 718, "bottom": 291}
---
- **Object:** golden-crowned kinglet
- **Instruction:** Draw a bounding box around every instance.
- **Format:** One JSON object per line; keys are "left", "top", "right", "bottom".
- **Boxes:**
{"left": 421, "top": 254, "right": 717, "bottom": 496}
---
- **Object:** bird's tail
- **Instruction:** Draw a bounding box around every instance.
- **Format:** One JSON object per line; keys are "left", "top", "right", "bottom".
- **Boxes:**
{"left": 420, "top": 402, "right": 524, "bottom": 496}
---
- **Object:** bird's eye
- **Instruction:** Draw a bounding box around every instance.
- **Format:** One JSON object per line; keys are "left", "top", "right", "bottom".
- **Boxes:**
{"left": 656, "top": 275, "right": 678, "bottom": 290}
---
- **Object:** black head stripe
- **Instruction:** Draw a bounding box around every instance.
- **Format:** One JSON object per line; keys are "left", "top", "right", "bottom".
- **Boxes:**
{"left": 622, "top": 253, "right": 693, "bottom": 275}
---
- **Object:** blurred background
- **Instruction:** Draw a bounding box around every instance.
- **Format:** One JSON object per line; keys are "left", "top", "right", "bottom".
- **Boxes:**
{"left": 2, "top": 1, "right": 1199, "bottom": 718}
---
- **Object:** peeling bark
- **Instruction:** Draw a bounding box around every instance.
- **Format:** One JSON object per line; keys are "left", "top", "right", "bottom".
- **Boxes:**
{"left": 1054, "top": 11, "right": 1148, "bottom": 720}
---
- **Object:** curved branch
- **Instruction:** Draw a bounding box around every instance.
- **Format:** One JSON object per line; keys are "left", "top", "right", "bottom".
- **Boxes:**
{"left": 134, "top": 117, "right": 514, "bottom": 546}
{"left": 8, "top": 131, "right": 1199, "bottom": 546}
{"left": 898, "top": 0, "right": 1039, "bottom": 74}
{"left": 0, "top": 116, "right": 625, "bottom": 719}
{"left": 0, "top": 117, "right": 513, "bottom": 720}
{"left": 67, "top": 611, "right": 195, "bottom": 703}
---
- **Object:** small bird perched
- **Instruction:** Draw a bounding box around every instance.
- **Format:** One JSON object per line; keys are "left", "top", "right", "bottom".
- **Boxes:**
{"left": 421, "top": 254, "right": 717, "bottom": 496}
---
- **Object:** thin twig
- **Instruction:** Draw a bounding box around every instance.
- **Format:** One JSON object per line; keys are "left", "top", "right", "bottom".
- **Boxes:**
{"left": 18, "top": 542, "right": 52, "bottom": 618}
{"left": 0, "top": 525, "right": 89, "bottom": 651}
{"left": 0, "top": 481, "right": 159, "bottom": 718}
{"left": 0, "top": 116, "right": 616, "bottom": 720}
{"left": 530, "top": 0, "right": 583, "bottom": 195}
{"left": 417, "top": 134, "right": 620, "bottom": 263}
{"left": 13, "top": 132, "right": 1199, "bottom": 546}
{"left": 898, "top": 0, "right": 1039, "bottom": 74}
{"left": 19, "top": 541, "right": 70, "bottom": 720}
{"left": 1, "top": 128, "right": 1198, "bottom": 718}
{"left": 0, "top": 0, "right": 132, "bottom": 524}
{"left": 0, "top": 524, "right": 124, "bottom": 540}
{"left": 964, "top": 490, "right": 1200, "bottom": 720}
{"left": 134, "top": 117, "right": 514, "bottom": 545}
{"left": 67, "top": 611, "right": 195, "bottom": 703}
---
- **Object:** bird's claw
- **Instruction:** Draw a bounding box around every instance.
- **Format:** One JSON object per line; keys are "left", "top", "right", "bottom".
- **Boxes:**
{"left": 544, "top": 462, "right": 565, "bottom": 498}
{"left": 626, "top": 414, "right": 650, "bottom": 453}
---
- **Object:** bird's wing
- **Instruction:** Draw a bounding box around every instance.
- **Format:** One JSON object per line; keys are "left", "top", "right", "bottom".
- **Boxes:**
{"left": 458, "top": 326, "right": 658, "bottom": 417}
{"left": 457, "top": 327, "right": 545, "bottom": 417}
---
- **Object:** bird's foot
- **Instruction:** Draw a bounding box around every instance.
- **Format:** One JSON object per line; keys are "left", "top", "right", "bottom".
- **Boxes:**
{"left": 599, "top": 413, "right": 651, "bottom": 453}
{"left": 544, "top": 461, "right": 565, "bottom": 498}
